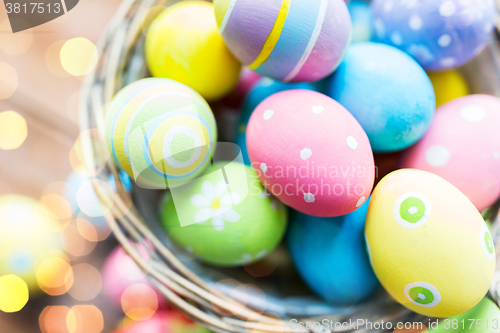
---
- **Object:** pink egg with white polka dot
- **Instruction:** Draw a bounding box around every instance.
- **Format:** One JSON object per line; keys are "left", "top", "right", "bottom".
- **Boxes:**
{"left": 246, "top": 90, "right": 375, "bottom": 217}
{"left": 402, "top": 94, "right": 500, "bottom": 212}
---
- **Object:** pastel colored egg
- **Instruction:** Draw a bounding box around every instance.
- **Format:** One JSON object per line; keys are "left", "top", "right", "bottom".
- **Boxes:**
{"left": 347, "top": 0, "right": 374, "bottom": 43}
{"left": 371, "top": 0, "right": 496, "bottom": 71}
{"left": 429, "top": 297, "right": 500, "bottom": 333}
{"left": 287, "top": 199, "right": 379, "bottom": 306}
{"left": 102, "top": 245, "right": 167, "bottom": 309}
{"left": 246, "top": 89, "right": 375, "bottom": 217}
{"left": 236, "top": 78, "right": 315, "bottom": 165}
{"left": 105, "top": 78, "right": 217, "bottom": 189}
{"left": 160, "top": 162, "right": 288, "bottom": 266}
{"left": 365, "top": 169, "right": 495, "bottom": 317}
{"left": 428, "top": 70, "right": 469, "bottom": 107}
{"left": 326, "top": 42, "right": 436, "bottom": 153}
{"left": 213, "top": 0, "right": 352, "bottom": 82}
{"left": 401, "top": 95, "right": 500, "bottom": 211}
{"left": 113, "top": 311, "right": 211, "bottom": 333}
{"left": 145, "top": 1, "right": 241, "bottom": 102}
{"left": 0, "top": 195, "right": 63, "bottom": 292}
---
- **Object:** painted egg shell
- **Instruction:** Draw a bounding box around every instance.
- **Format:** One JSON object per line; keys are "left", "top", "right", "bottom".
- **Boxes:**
{"left": 347, "top": 0, "right": 374, "bottom": 43}
{"left": 428, "top": 70, "right": 469, "bottom": 107}
{"left": 102, "top": 245, "right": 167, "bottom": 309}
{"left": 213, "top": 0, "right": 352, "bottom": 82}
{"left": 246, "top": 90, "right": 374, "bottom": 217}
{"left": 287, "top": 199, "right": 379, "bottom": 306}
{"left": 371, "top": 0, "right": 496, "bottom": 71}
{"left": 401, "top": 95, "right": 500, "bottom": 212}
{"left": 365, "top": 169, "right": 495, "bottom": 317}
{"left": 0, "top": 195, "right": 62, "bottom": 291}
{"left": 429, "top": 297, "right": 500, "bottom": 333}
{"left": 326, "top": 42, "right": 436, "bottom": 153}
{"left": 146, "top": 1, "right": 241, "bottom": 102}
{"left": 160, "top": 161, "right": 288, "bottom": 266}
{"left": 236, "top": 78, "right": 315, "bottom": 165}
{"left": 105, "top": 78, "right": 217, "bottom": 189}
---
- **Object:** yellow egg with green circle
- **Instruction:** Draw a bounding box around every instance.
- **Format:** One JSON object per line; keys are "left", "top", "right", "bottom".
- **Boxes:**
{"left": 365, "top": 169, "right": 495, "bottom": 318}
{"left": 428, "top": 70, "right": 469, "bottom": 107}
{"left": 145, "top": 1, "right": 241, "bottom": 102}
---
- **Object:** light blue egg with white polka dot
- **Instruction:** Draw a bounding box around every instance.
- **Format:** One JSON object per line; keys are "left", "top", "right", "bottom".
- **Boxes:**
{"left": 286, "top": 198, "right": 379, "bottom": 306}
{"left": 326, "top": 42, "right": 436, "bottom": 152}
{"left": 236, "top": 78, "right": 315, "bottom": 165}
{"left": 348, "top": 0, "right": 374, "bottom": 43}
{"left": 371, "top": 0, "right": 496, "bottom": 71}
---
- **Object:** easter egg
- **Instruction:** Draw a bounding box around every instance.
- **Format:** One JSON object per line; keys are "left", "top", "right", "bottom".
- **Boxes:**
{"left": 145, "top": 1, "right": 241, "bottom": 102}
{"left": 429, "top": 297, "right": 500, "bottom": 333}
{"left": 160, "top": 162, "right": 288, "bottom": 266}
{"left": 428, "top": 70, "right": 469, "bottom": 107}
{"left": 347, "top": 0, "right": 374, "bottom": 43}
{"left": 213, "top": 0, "right": 352, "bottom": 82}
{"left": 0, "top": 195, "right": 63, "bottom": 292}
{"left": 105, "top": 78, "right": 217, "bottom": 189}
{"left": 287, "top": 199, "right": 379, "bottom": 306}
{"left": 326, "top": 42, "right": 436, "bottom": 153}
{"left": 401, "top": 95, "right": 500, "bottom": 212}
{"left": 236, "top": 78, "right": 315, "bottom": 165}
{"left": 371, "top": 0, "right": 496, "bottom": 71}
{"left": 365, "top": 169, "right": 495, "bottom": 317}
{"left": 113, "top": 311, "right": 211, "bottom": 333}
{"left": 102, "top": 245, "right": 166, "bottom": 310}
{"left": 246, "top": 89, "right": 374, "bottom": 217}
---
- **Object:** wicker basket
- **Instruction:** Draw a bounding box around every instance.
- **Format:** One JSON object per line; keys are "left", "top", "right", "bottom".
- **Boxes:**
{"left": 80, "top": 1, "right": 500, "bottom": 332}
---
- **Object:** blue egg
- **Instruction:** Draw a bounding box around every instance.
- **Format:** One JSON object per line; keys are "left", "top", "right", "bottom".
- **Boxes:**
{"left": 236, "top": 78, "right": 315, "bottom": 165}
{"left": 371, "top": 0, "right": 496, "bottom": 71}
{"left": 348, "top": 0, "right": 374, "bottom": 43}
{"left": 287, "top": 199, "right": 379, "bottom": 306}
{"left": 326, "top": 42, "right": 435, "bottom": 152}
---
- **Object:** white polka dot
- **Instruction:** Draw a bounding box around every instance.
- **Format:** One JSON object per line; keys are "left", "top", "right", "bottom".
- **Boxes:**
{"left": 426, "top": 145, "right": 451, "bottom": 167}
{"left": 242, "top": 253, "right": 252, "bottom": 262}
{"left": 312, "top": 105, "right": 325, "bottom": 114}
{"left": 346, "top": 136, "right": 358, "bottom": 150}
{"left": 300, "top": 148, "right": 312, "bottom": 161}
{"left": 374, "top": 19, "right": 386, "bottom": 38}
{"left": 263, "top": 109, "right": 274, "bottom": 120}
{"left": 440, "top": 57, "right": 457, "bottom": 67}
{"left": 383, "top": 1, "right": 393, "bottom": 12}
{"left": 356, "top": 196, "right": 366, "bottom": 208}
{"left": 409, "top": 14, "right": 423, "bottom": 31}
{"left": 440, "top": 1, "right": 456, "bottom": 17}
{"left": 408, "top": 206, "right": 419, "bottom": 215}
{"left": 438, "top": 34, "right": 452, "bottom": 47}
{"left": 260, "top": 163, "right": 268, "bottom": 174}
{"left": 260, "top": 189, "right": 270, "bottom": 198}
{"left": 460, "top": 104, "right": 487, "bottom": 122}
{"left": 390, "top": 32, "right": 403, "bottom": 45}
{"left": 494, "top": 151, "right": 499, "bottom": 159}
{"left": 304, "top": 193, "right": 315, "bottom": 203}
{"left": 418, "top": 293, "right": 426, "bottom": 300}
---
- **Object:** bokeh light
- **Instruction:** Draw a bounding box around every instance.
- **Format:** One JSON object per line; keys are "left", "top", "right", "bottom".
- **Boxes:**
{"left": 36, "top": 254, "right": 74, "bottom": 296}
{"left": 76, "top": 179, "right": 113, "bottom": 218}
{"left": 0, "top": 274, "right": 29, "bottom": 313}
{"left": 0, "top": 62, "right": 18, "bottom": 100}
{"left": 60, "top": 37, "right": 98, "bottom": 76}
{"left": 121, "top": 284, "right": 158, "bottom": 321}
{"left": 0, "top": 111, "right": 27, "bottom": 150}
{"left": 66, "top": 305, "right": 104, "bottom": 333}
{"left": 69, "top": 129, "right": 109, "bottom": 176}
{"left": 76, "top": 216, "right": 111, "bottom": 242}
{"left": 46, "top": 40, "right": 72, "bottom": 78}
{"left": 0, "top": 19, "right": 34, "bottom": 55}
{"left": 61, "top": 221, "right": 97, "bottom": 258}
{"left": 68, "top": 263, "right": 102, "bottom": 301}
{"left": 40, "top": 306, "right": 71, "bottom": 333}
{"left": 41, "top": 194, "right": 73, "bottom": 222}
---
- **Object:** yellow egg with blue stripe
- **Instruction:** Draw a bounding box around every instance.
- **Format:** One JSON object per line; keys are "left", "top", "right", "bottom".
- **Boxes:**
{"left": 105, "top": 78, "right": 217, "bottom": 189}
{"left": 428, "top": 70, "right": 469, "bottom": 107}
{"left": 365, "top": 169, "right": 495, "bottom": 318}
{"left": 214, "top": 0, "right": 352, "bottom": 82}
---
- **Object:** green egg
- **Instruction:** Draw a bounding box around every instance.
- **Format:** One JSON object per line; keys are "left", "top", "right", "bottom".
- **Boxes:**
{"left": 160, "top": 162, "right": 288, "bottom": 266}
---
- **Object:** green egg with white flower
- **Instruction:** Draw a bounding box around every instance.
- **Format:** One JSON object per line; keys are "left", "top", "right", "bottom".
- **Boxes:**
{"left": 160, "top": 161, "right": 288, "bottom": 266}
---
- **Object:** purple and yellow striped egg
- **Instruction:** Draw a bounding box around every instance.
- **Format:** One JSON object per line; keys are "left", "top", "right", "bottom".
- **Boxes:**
{"left": 105, "top": 78, "right": 217, "bottom": 189}
{"left": 214, "top": 0, "right": 352, "bottom": 82}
